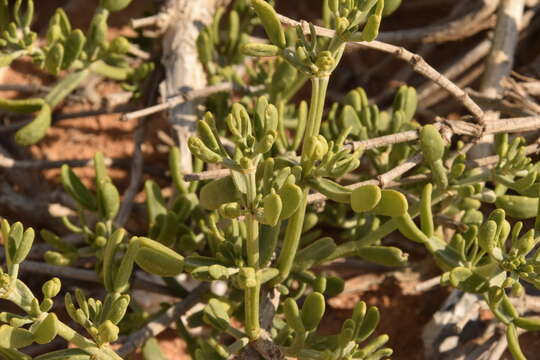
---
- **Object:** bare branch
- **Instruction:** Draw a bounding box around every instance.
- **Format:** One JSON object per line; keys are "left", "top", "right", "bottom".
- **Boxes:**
{"left": 116, "top": 283, "right": 210, "bottom": 357}
{"left": 276, "top": 14, "right": 486, "bottom": 124}
{"left": 123, "top": 82, "right": 263, "bottom": 121}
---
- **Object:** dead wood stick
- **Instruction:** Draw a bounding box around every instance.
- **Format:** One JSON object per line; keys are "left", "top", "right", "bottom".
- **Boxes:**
{"left": 116, "top": 70, "right": 162, "bottom": 227}
{"left": 182, "top": 115, "right": 540, "bottom": 182}
{"left": 377, "top": 0, "right": 497, "bottom": 44}
{"left": 481, "top": 0, "right": 525, "bottom": 97}
{"left": 122, "top": 82, "right": 263, "bottom": 121}
{"left": 276, "top": 14, "right": 486, "bottom": 125}
{"left": 116, "top": 283, "right": 210, "bottom": 357}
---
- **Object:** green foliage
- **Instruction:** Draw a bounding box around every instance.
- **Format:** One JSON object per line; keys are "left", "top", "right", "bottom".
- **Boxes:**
{"left": 0, "top": 0, "right": 152, "bottom": 145}
{"left": 1, "top": 1, "right": 540, "bottom": 359}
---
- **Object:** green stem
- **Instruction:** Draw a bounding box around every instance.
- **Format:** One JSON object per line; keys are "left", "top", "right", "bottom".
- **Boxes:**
{"left": 303, "top": 77, "right": 329, "bottom": 142}
{"left": 272, "top": 190, "right": 308, "bottom": 285}
{"left": 273, "top": 76, "right": 330, "bottom": 285}
{"left": 245, "top": 171, "right": 259, "bottom": 269}
{"left": 244, "top": 284, "right": 261, "bottom": 340}
{"left": 244, "top": 169, "right": 261, "bottom": 339}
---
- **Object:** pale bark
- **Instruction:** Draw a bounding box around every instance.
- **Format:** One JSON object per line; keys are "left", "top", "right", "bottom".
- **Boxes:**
{"left": 160, "top": 0, "right": 230, "bottom": 173}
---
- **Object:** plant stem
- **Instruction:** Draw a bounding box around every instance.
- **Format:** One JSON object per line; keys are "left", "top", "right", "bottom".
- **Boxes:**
{"left": 56, "top": 321, "right": 123, "bottom": 360}
{"left": 245, "top": 171, "right": 259, "bottom": 269}
{"left": 273, "top": 76, "right": 330, "bottom": 285}
{"left": 245, "top": 282, "right": 261, "bottom": 340}
{"left": 244, "top": 168, "right": 261, "bottom": 339}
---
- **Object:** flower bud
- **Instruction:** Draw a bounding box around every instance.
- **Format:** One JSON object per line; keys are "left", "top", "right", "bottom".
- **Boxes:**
{"left": 42, "top": 277, "right": 61, "bottom": 299}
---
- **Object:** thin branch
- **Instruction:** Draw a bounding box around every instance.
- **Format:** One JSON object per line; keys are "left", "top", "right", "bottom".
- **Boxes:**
{"left": 0, "top": 84, "right": 51, "bottom": 93}
{"left": 0, "top": 105, "right": 134, "bottom": 133}
{"left": 276, "top": 14, "right": 486, "bottom": 124}
{"left": 12, "top": 258, "right": 176, "bottom": 297}
{"left": 415, "top": 275, "right": 442, "bottom": 292}
{"left": 0, "top": 153, "right": 130, "bottom": 170}
{"left": 480, "top": 0, "right": 525, "bottom": 97}
{"left": 130, "top": 13, "right": 170, "bottom": 30}
{"left": 116, "top": 70, "right": 162, "bottom": 227}
{"left": 182, "top": 115, "right": 540, "bottom": 182}
{"left": 377, "top": 0, "right": 497, "bottom": 44}
{"left": 116, "top": 283, "right": 210, "bottom": 357}
{"left": 417, "top": 40, "right": 491, "bottom": 103}
{"left": 122, "top": 82, "right": 263, "bottom": 121}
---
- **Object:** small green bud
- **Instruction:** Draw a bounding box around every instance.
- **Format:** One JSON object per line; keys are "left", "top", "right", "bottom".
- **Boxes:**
{"left": 219, "top": 202, "right": 242, "bottom": 219}
{"left": 314, "top": 51, "right": 335, "bottom": 76}
{"left": 42, "top": 277, "right": 61, "bottom": 299}
{"left": 254, "top": 133, "right": 275, "bottom": 154}
{"left": 109, "top": 36, "right": 130, "bottom": 54}
{"left": 237, "top": 267, "right": 257, "bottom": 288}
